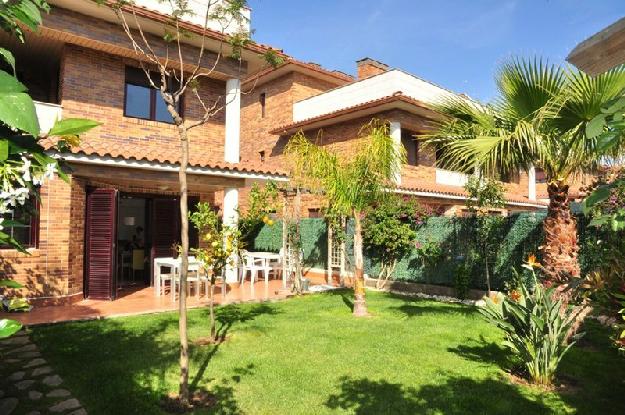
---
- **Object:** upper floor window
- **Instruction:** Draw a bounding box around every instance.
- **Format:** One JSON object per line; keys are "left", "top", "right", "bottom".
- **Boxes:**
{"left": 535, "top": 167, "right": 547, "bottom": 184}
{"left": 124, "top": 66, "right": 182, "bottom": 124}
{"left": 1, "top": 198, "right": 39, "bottom": 249}
{"left": 259, "top": 92, "right": 266, "bottom": 118}
{"left": 259, "top": 150, "right": 266, "bottom": 162}
{"left": 401, "top": 130, "right": 418, "bottom": 166}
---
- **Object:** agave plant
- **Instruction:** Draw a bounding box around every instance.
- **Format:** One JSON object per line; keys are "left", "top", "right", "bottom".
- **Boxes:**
{"left": 480, "top": 269, "right": 585, "bottom": 386}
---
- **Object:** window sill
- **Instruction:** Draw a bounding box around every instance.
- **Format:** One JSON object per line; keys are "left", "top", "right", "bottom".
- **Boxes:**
{"left": 0, "top": 248, "right": 41, "bottom": 258}
{"left": 124, "top": 116, "right": 177, "bottom": 128}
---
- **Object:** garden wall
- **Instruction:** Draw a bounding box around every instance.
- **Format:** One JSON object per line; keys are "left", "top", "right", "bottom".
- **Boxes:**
{"left": 246, "top": 213, "right": 603, "bottom": 291}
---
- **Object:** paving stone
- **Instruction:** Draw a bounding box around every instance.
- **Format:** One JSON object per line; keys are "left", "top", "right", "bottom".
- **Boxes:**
{"left": 49, "top": 398, "right": 81, "bottom": 413}
{"left": 7, "top": 344, "right": 37, "bottom": 354}
{"left": 28, "top": 390, "right": 43, "bottom": 400}
{"left": 7, "top": 371, "right": 25, "bottom": 381}
{"left": 25, "top": 412, "right": 41, "bottom": 415}
{"left": 69, "top": 408, "right": 87, "bottom": 415}
{"left": 31, "top": 366, "right": 52, "bottom": 377}
{"left": 46, "top": 389, "right": 71, "bottom": 398}
{"left": 0, "top": 390, "right": 3, "bottom": 398}
{"left": 15, "top": 379, "right": 35, "bottom": 390}
{"left": 23, "top": 358, "right": 46, "bottom": 368}
{"left": 0, "top": 336, "right": 30, "bottom": 346}
{"left": 42, "top": 375, "right": 63, "bottom": 387}
{"left": 3, "top": 358, "right": 21, "bottom": 364}
{"left": 20, "top": 351, "right": 42, "bottom": 359}
{"left": 0, "top": 397, "right": 18, "bottom": 414}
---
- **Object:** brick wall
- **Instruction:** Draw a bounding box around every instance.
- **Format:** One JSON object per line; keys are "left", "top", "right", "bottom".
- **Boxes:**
{"left": 60, "top": 44, "right": 227, "bottom": 165}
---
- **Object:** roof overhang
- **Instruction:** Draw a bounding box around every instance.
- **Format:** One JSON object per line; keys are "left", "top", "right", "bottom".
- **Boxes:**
{"left": 270, "top": 93, "right": 439, "bottom": 135}
{"left": 244, "top": 60, "right": 353, "bottom": 88}
{"left": 393, "top": 187, "right": 547, "bottom": 209}
{"left": 51, "top": 152, "right": 289, "bottom": 182}
{"left": 567, "top": 16, "right": 625, "bottom": 75}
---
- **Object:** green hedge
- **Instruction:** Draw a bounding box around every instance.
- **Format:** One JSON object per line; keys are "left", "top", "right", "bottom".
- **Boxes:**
{"left": 247, "top": 212, "right": 601, "bottom": 291}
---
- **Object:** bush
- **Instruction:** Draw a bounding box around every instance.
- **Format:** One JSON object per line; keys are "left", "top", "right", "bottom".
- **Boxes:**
{"left": 479, "top": 267, "right": 584, "bottom": 386}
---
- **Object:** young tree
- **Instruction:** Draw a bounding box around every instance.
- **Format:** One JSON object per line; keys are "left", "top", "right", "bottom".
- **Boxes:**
{"left": 189, "top": 202, "right": 238, "bottom": 342}
{"left": 286, "top": 120, "right": 405, "bottom": 316}
{"left": 102, "top": 0, "right": 281, "bottom": 404}
{"left": 463, "top": 176, "right": 505, "bottom": 295}
{"left": 0, "top": 0, "right": 99, "bottom": 337}
{"left": 425, "top": 58, "right": 625, "bottom": 288}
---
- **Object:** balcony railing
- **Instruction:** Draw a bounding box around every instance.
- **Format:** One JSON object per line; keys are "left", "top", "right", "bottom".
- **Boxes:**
{"left": 34, "top": 101, "right": 62, "bottom": 134}
{"left": 435, "top": 168, "right": 470, "bottom": 187}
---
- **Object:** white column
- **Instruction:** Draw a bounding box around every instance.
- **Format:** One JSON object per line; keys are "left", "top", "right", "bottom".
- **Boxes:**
{"left": 389, "top": 121, "right": 402, "bottom": 185}
{"left": 225, "top": 78, "right": 241, "bottom": 163}
{"left": 223, "top": 187, "right": 239, "bottom": 283}
{"left": 528, "top": 165, "right": 537, "bottom": 201}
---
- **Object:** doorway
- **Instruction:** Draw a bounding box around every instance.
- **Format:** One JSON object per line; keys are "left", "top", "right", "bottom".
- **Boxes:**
{"left": 84, "top": 188, "right": 200, "bottom": 300}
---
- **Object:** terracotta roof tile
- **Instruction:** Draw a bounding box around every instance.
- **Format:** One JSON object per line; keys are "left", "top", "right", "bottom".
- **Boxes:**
{"left": 269, "top": 92, "right": 437, "bottom": 134}
{"left": 40, "top": 138, "right": 288, "bottom": 177}
{"left": 397, "top": 183, "right": 548, "bottom": 207}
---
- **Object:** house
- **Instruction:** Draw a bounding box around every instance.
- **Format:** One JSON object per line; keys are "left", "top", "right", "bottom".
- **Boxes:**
{"left": 240, "top": 57, "right": 548, "bottom": 216}
{"left": 0, "top": 0, "right": 287, "bottom": 304}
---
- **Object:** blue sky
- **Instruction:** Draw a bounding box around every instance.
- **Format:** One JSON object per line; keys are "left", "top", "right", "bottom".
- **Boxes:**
{"left": 248, "top": 0, "right": 625, "bottom": 102}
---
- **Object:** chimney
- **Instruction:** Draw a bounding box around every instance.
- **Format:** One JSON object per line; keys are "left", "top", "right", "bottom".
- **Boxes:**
{"left": 356, "top": 57, "right": 389, "bottom": 79}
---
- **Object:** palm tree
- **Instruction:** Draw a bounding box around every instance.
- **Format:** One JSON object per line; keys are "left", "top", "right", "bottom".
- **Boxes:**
{"left": 424, "top": 58, "right": 625, "bottom": 285}
{"left": 286, "top": 120, "right": 405, "bottom": 316}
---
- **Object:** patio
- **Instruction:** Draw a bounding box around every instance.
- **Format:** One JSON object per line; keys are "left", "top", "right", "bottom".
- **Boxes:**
{"left": 1, "top": 276, "right": 329, "bottom": 326}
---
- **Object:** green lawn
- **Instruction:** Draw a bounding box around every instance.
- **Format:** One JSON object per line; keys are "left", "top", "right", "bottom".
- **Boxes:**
{"left": 31, "top": 290, "right": 625, "bottom": 414}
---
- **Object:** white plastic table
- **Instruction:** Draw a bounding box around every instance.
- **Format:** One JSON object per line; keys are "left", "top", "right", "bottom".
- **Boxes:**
{"left": 154, "top": 256, "right": 200, "bottom": 298}
{"left": 245, "top": 251, "right": 282, "bottom": 285}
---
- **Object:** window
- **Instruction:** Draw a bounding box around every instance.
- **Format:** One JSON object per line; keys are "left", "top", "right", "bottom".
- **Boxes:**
{"left": 308, "top": 208, "right": 322, "bottom": 218}
{"left": 401, "top": 130, "right": 418, "bottom": 166}
{"left": 535, "top": 167, "right": 547, "bottom": 184}
{"left": 259, "top": 150, "right": 266, "bottom": 162}
{"left": 1, "top": 200, "right": 39, "bottom": 249}
{"left": 259, "top": 92, "right": 266, "bottom": 118}
{"left": 124, "top": 66, "right": 182, "bottom": 123}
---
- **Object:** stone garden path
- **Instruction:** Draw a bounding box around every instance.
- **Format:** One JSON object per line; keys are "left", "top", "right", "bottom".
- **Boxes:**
{"left": 0, "top": 330, "right": 86, "bottom": 415}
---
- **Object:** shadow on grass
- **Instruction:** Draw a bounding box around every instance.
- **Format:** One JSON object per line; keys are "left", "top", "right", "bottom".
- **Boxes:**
{"left": 447, "top": 335, "right": 514, "bottom": 370}
{"left": 319, "top": 288, "right": 354, "bottom": 312}
{"left": 386, "top": 293, "right": 475, "bottom": 318}
{"left": 325, "top": 375, "right": 553, "bottom": 415}
{"left": 31, "top": 301, "right": 279, "bottom": 415}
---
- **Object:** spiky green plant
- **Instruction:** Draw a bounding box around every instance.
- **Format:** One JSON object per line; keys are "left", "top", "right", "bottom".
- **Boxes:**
{"left": 479, "top": 268, "right": 585, "bottom": 386}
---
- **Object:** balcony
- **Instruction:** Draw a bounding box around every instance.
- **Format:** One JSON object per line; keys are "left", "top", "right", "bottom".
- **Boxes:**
{"left": 435, "top": 168, "right": 470, "bottom": 187}
{"left": 34, "top": 101, "right": 62, "bottom": 134}
{"left": 133, "top": 0, "right": 251, "bottom": 34}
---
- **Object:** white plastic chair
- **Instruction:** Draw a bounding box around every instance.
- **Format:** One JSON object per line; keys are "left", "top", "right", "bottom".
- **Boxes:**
{"left": 241, "top": 252, "right": 271, "bottom": 285}
{"left": 269, "top": 249, "right": 284, "bottom": 279}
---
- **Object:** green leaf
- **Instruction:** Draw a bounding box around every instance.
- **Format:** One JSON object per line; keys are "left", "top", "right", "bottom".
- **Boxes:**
{"left": 0, "top": 70, "right": 27, "bottom": 93}
{"left": 0, "top": 92, "right": 39, "bottom": 135}
{"left": 12, "top": 0, "right": 43, "bottom": 32}
{"left": 582, "top": 186, "right": 611, "bottom": 214}
{"left": 586, "top": 113, "right": 606, "bottom": 139}
{"left": 48, "top": 118, "right": 101, "bottom": 137}
{"left": 0, "top": 319, "right": 22, "bottom": 338}
{"left": 0, "top": 138, "right": 7, "bottom": 161}
{"left": 0, "top": 279, "right": 23, "bottom": 288}
{"left": 0, "top": 48, "right": 16, "bottom": 75}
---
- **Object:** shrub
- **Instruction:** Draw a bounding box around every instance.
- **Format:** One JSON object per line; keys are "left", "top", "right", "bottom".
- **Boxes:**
{"left": 479, "top": 266, "right": 585, "bottom": 386}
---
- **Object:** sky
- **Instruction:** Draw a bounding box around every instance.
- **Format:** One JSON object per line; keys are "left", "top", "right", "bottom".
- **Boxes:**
{"left": 248, "top": 0, "right": 625, "bottom": 102}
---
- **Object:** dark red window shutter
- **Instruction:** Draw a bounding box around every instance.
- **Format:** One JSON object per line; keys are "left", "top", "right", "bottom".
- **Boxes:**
{"left": 85, "top": 188, "right": 118, "bottom": 300}
{"left": 151, "top": 198, "right": 179, "bottom": 258}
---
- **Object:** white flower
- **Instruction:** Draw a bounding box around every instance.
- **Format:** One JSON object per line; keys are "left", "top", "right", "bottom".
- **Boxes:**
{"left": 20, "top": 157, "right": 32, "bottom": 183}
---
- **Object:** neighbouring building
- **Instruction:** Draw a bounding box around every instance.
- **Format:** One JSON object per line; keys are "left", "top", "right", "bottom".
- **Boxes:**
{"left": 567, "top": 16, "right": 625, "bottom": 76}
{"left": 240, "top": 57, "right": 548, "bottom": 217}
{"left": 0, "top": 0, "right": 287, "bottom": 303}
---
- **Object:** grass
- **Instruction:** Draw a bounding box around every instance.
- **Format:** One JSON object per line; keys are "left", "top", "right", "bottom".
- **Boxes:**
{"left": 29, "top": 290, "right": 625, "bottom": 414}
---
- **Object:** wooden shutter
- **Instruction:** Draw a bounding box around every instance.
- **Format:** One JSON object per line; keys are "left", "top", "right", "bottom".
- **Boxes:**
{"left": 85, "top": 188, "right": 118, "bottom": 300}
{"left": 151, "top": 198, "right": 179, "bottom": 258}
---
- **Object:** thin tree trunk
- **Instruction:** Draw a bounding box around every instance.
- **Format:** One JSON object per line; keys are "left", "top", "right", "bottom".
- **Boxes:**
{"left": 542, "top": 181, "right": 580, "bottom": 285}
{"left": 177, "top": 124, "right": 190, "bottom": 405}
{"left": 209, "top": 274, "right": 216, "bottom": 341}
{"left": 485, "top": 256, "right": 491, "bottom": 297}
{"left": 352, "top": 209, "right": 368, "bottom": 317}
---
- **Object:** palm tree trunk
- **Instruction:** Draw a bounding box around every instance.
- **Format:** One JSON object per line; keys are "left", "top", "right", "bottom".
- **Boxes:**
{"left": 352, "top": 209, "right": 368, "bottom": 317}
{"left": 542, "top": 181, "right": 580, "bottom": 285}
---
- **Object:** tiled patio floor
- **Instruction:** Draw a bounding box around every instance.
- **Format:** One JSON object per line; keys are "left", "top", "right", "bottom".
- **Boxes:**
{"left": 2, "top": 278, "right": 327, "bottom": 326}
